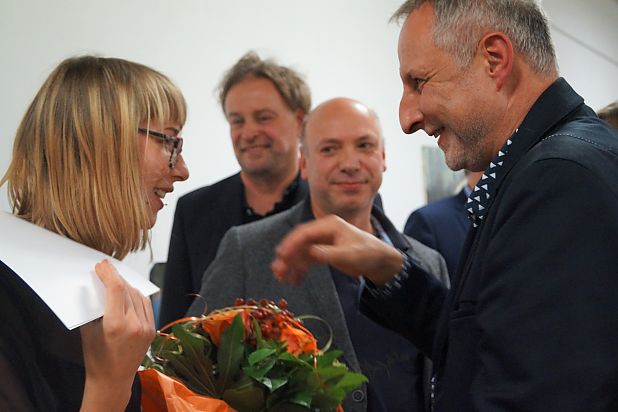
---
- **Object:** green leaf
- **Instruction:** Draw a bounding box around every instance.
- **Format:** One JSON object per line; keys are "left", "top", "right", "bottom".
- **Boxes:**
{"left": 244, "top": 356, "right": 277, "bottom": 381}
{"left": 268, "top": 376, "right": 289, "bottom": 392}
{"left": 252, "top": 318, "right": 266, "bottom": 349}
{"left": 334, "top": 371, "right": 368, "bottom": 392}
{"left": 315, "top": 365, "right": 347, "bottom": 384}
{"left": 150, "top": 334, "right": 183, "bottom": 359}
{"left": 288, "top": 367, "right": 316, "bottom": 392}
{"left": 141, "top": 353, "right": 154, "bottom": 368}
{"left": 167, "top": 355, "right": 217, "bottom": 397}
{"left": 315, "top": 350, "right": 342, "bottom": 368}
{"left": 222, "top": 383, "right": 266, "bottom": 412}
{"left": 278, "top": 352, "right": 312, "bottom": 369}
{"left": 171, "top": 323, "right": 211, "bottom": 353}
{"left": 248, "top": 348, "right": 277, "bottom": 365}
{"left": 216, "top": 314, "right": 246, "bottom": 393}
{"left": 285, "top": 390, "right": 313, "bottom": 407}
{"left": 310, "top": 392, "right": 342, "bottom": 409}
{"left": 261, "top": 376, "right": 274, "bottom": 391}
{"left": 169, "top": 324, "right": 219, "bottom": 396}
{"left": 144, "top": 322, "right": 220, "bottom": 397}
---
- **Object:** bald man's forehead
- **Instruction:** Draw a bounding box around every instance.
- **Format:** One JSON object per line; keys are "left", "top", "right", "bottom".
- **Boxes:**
{"left": 311, "top": 99, "right": 374, "bottom": 119}
{"left": 304, "top": 120, "right": 382, "bottom": 148}
{"left": 307, "top": 106, "right": 380, "bottom": 132}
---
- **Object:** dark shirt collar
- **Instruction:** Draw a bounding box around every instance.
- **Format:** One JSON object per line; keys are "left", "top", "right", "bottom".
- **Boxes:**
{"left": 242, "top": 172, "right": 302, "bottom": 224}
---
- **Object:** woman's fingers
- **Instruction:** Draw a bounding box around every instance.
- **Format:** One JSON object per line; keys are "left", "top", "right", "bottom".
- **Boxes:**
{"left": 94, "top": 260, "right": 154, "bottom": 336}
{"left": 94, "top": 260, "right": 127, "bottom": 319}
{"left": 142, "top": 294, "right": 155, "bottom": 331}
{"left": 125, "top": 284, "right": 155, "bottom": 338}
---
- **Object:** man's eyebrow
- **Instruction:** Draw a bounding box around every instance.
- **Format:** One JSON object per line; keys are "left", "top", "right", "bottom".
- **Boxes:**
{"left": 316, "top": 137, "right": 342, "bottom": 144}
{"left": 356, "top": 134, "right": 378, "bottom": 140}
{"left": 402, "top": 69, "right": 420, "bottom": 80}
{"left": 255, "top": 108, "right": 277, "bottom": 114}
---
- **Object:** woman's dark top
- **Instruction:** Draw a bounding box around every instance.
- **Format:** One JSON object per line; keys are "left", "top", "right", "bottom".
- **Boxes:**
{"left": 0, "top": 259, "right": 141, "bottom": 411}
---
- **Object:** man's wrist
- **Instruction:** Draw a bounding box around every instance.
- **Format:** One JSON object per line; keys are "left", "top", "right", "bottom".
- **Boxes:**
{"left": 366, "top": 246, "right": 405, "bottom": 286}
{"left": 365, "top": 250, "right": 412, "bottom": 298}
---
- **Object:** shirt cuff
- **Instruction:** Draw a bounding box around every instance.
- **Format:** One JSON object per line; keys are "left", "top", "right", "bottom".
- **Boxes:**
{"left": 364, "top": 250, "right": 412, "bottom": 298}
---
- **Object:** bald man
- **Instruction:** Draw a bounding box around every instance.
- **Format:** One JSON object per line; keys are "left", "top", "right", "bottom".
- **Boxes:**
{"left": 188, "top": 98, "right": 448, "bottom": 412}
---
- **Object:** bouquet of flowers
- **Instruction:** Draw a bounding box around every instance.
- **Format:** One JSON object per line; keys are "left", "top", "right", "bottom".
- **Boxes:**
{"left": 140, "top": 298, "right": 367, "bottom": 411}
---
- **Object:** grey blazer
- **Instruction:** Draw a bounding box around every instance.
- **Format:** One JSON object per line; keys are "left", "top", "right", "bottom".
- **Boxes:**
{"left": 188, "top": 199, "right": 448, "bottom": 412}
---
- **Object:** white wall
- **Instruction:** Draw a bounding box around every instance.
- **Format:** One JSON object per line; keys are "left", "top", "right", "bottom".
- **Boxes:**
{"left": 542, "top": 0, "right": 618, "bottom": 109}
{"left": 1, "top": 0, "right": 616, "bottom": 277}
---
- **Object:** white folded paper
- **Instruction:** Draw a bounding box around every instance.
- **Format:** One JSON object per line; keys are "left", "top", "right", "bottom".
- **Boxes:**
{"left": 0, "top": 212, "right": 159, "bottom": 330}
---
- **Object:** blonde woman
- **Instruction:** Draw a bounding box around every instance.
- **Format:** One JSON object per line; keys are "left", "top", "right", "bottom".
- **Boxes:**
{"left": 0, "top": 56, "right": 189, "bottom": 411}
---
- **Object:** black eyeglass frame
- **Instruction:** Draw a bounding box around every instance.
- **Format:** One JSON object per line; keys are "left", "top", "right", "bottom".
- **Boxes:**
{"left": 138, "top": 128, "right": 183, "bottom": 168}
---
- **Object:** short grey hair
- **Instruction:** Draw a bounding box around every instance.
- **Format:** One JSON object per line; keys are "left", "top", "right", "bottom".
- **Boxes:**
{"left": 391, "top": 0, "right": 558, "bottom": 76}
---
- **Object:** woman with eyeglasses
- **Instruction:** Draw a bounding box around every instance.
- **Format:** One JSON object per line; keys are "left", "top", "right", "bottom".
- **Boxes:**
{"left": 0, "top": 56, "right": 189, "bottom": 411}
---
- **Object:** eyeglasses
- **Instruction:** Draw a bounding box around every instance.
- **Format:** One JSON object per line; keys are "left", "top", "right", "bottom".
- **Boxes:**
{"left": 138, "top": 128, "right": 183, "bottom": 168}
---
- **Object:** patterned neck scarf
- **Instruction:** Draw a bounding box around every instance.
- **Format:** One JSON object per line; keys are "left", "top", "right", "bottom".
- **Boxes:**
{"left": 466, "top": 137, "right": 514, "bottom": 227}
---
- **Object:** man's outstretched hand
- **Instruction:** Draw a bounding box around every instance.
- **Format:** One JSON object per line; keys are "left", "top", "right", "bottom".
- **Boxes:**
{"left": 271, "top": 214, "right": 403, "bottom": 286}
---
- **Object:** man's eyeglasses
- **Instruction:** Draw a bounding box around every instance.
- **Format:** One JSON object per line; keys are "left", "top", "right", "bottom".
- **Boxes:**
{"left": 138, "top": 128, "right": 183, "bottom": 168}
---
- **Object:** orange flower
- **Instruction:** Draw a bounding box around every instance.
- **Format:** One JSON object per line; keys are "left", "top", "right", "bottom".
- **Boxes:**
{"left": 201, "top": 306, "right": 318, "bottom": 355}
{"left": 201, "top": 308, "right": 251, "bottom": 346}
{"left": 279, "top": 321, "right": 318, "bottom": 355}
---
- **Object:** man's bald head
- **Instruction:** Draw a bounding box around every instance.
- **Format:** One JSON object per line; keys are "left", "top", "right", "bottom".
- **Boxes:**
{"left": 301, "top": 97, "right": 383, "bottom": 151}
{"left": 299, "top": 97, "right": 386, "bottom": 228}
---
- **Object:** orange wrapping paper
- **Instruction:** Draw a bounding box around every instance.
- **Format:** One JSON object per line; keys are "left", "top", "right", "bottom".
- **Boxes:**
{"left": 140, "top": 369, "right": 236, "bottom": 412}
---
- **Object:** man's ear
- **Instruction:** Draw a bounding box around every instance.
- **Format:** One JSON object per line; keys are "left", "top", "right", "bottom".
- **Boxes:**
{"left": 300, "top": 150, "right": 308, "bottom": 180}
{"left": 295, "top": 110, "right": 305, "bottom": 127}
{"left": 479, "top": 32, "right": 514, "bottom": 90}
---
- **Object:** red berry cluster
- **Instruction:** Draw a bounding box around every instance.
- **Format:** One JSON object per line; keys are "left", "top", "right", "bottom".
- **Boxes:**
{"left": 235, "top": 298, "right": 296, "bottom": 345}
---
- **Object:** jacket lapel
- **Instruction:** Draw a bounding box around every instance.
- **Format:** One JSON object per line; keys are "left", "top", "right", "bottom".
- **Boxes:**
{"left": 281, "top": 199, "right": 362, "bottom": 373}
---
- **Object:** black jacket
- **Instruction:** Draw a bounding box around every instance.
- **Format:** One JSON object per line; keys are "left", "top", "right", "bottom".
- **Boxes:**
{"left": 158, "top": 172, "right": 308, "bottom": 327}
{"left": 0, "top": 260, "right": 141, "bottom": 411}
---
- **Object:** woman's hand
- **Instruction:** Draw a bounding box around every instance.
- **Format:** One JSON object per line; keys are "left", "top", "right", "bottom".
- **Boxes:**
{"left": 79, "top": 260, "right": 155, "bottom": 412}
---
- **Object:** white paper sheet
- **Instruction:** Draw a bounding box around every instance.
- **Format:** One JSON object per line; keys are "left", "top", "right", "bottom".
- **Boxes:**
{"left": 0, "top": 212, "right": 159, "bottom": 330}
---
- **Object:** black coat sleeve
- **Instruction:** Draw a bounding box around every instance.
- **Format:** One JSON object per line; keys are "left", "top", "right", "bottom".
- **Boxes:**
{"left": 360, "top": 261, "right": 448, "bottom": 358}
